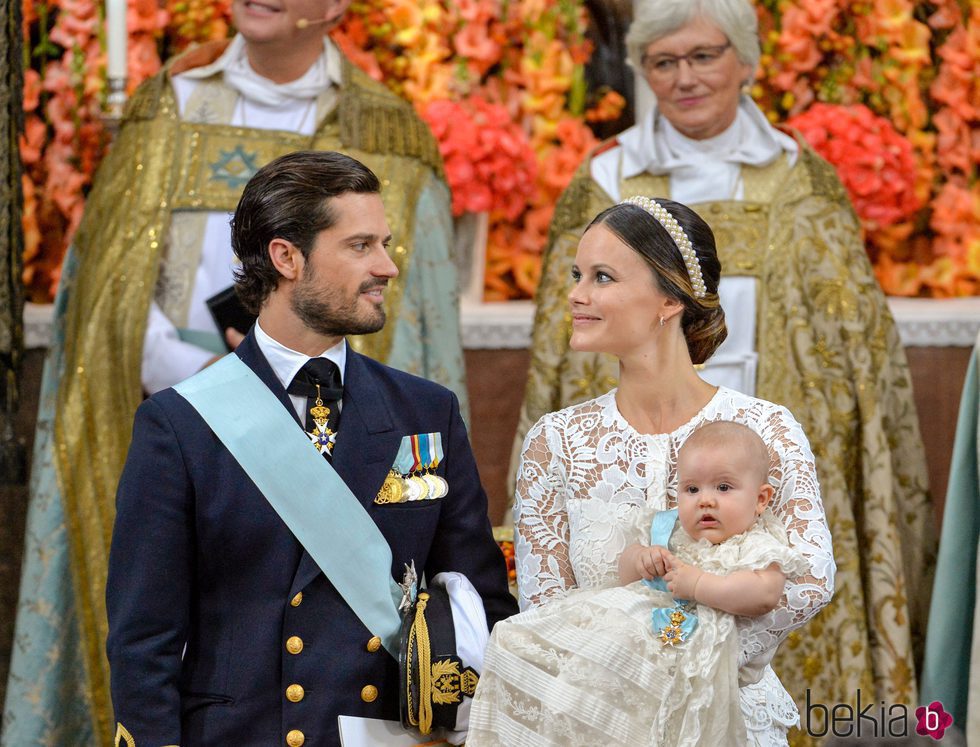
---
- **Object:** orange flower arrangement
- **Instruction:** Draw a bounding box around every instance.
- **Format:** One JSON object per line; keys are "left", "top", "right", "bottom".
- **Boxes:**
{"left": 754, "top": 0, "right": 979, "bottom": 296}
{"left": 786, "top": 103, "right": 921, "bottom": 230}
{"left": 19, "top": 0, "right": 168, "bottom": 301}
{"left": 333, "top": 0, "right": 616, "bottom": 300}
{"left": 421, "top": 97, "right": 537, "bottom": 220}
{"left": 19, "top": 0, "right": 979, "bottom": 300}
{"left": 165, "top": 0, "right": 232, "bottom": 52}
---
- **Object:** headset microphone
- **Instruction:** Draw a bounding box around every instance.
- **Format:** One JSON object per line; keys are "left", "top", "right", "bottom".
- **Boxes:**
{"left": 295, "top": 17, "right": 331, "bottom": 29}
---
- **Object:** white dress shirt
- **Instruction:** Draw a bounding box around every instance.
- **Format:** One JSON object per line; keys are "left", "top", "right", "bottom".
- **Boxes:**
{"left": 253, "top": 321, "right": 346, "bottom": 422}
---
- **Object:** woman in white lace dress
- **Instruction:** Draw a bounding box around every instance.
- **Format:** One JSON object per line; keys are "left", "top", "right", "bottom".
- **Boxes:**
{"left": 467, "top": 197, "right": 835, "bottom": 745}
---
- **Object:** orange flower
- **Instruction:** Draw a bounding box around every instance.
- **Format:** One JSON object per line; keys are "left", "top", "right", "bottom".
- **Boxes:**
{"left": 22, "top": 69, "right": 42, "bottom": 112}
{"left": 874, "top": 253, "right": 924, "bottom": 296}
{"left": 890, "top": 20, "right": 932, "bottom": 65}
{"left": 453, "top": 21, "right": 502, "bottom": 75}
{"left": 512, "top": 251, "right": 542, "bottom": 297}
{"left": 20, "top": 174, "right": 42, "bottom": 266}
{"left": 331, "top": 29, "right": 385, "bottom": 81}
{"left": 18, "top": 114, "right": 47, "bottom": 165}
{"left": 585, "top": 89, "right": 626, "bottom": 123}
{"left": 421, "top": 96, "right": 537, "bottom": 219}
{"left": 871, "top": 0, "right": 915, "bottom": 38}
{"left": 787, "top": 104, "right": 921, "bottom": 230}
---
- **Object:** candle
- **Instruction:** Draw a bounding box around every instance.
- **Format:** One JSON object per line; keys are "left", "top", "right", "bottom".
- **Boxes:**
{"left": 106, "top": 0, "right": 127, "bottom": 81}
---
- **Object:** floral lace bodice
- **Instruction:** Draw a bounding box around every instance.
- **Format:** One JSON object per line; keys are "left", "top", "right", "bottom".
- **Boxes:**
{"left": 514, "top": 387, "right": 835, "bottom": 664}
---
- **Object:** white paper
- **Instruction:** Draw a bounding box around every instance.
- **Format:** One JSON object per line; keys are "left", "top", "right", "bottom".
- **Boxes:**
{"left": 337, "top": 716, "right": 434, "bottom": 747}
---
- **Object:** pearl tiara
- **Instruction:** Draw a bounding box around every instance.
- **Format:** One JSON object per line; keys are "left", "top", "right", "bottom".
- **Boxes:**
{"left": 620, "top": 196, "right": 706, "bottom": 299}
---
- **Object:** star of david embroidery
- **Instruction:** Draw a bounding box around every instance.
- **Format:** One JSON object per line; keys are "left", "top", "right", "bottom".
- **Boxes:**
{"left": 208, "top": 146, "right": 261, "bottom": 189}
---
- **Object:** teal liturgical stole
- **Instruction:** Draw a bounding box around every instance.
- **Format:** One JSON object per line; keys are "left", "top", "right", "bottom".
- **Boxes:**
{"left": 174, "top": 354, "right": 404, "bottom": 655}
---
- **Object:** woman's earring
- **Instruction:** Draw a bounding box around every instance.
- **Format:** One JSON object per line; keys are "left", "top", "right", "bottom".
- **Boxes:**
{"left": 659, "top": 315, "right": 666, "bottom": 327}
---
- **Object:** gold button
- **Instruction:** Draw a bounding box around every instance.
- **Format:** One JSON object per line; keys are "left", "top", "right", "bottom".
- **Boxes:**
{"left": 286, "top": 636, "right": 304, "bottom": 655}
{"left": 366, "top": 636, "right": 382, "bottom": 653}
{"left": 286, "top": 729, "right": 305, "bottom": 747}
{"left": 286, "top": 684, "right": 305, "bottom": 703}
{"left": 290, "top": 592, "right": 303, "bottom": 607}
{"left": 360, "top": 684, "right": 378, "bottom": 703}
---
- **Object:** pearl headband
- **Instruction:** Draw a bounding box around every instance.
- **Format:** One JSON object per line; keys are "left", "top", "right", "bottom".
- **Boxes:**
{"left": 620, "top": 196, "right": 706, "bottom": 299}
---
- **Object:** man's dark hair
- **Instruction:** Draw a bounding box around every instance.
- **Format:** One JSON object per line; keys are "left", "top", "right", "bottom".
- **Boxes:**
{"left": 231, "top": 150, "right": 382, "bottom": 312}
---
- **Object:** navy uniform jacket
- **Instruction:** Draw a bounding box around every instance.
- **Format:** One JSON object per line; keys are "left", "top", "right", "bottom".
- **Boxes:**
{"left": 105, "top": 332, "right": 518, "bottom": 746}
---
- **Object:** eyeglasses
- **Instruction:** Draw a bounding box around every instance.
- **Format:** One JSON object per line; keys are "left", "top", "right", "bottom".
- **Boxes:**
{"left": 640, "top": 43, "right": 732, "bottom": 80}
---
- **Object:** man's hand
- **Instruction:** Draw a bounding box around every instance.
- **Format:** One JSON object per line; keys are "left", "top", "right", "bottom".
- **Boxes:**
{"left": 198, "top": 328, "right": 246, "bottom": 371}
{"left": 225, "top": 327, "right": 245, "bottom": 349}
{"left": 618, "top": 543, "right": 671, "bottom": 584}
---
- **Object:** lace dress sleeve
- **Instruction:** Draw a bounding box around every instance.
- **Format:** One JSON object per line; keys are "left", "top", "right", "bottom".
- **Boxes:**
{"left": 513, "top": 412, "right": 577, "bottom": 611}
{"left": 735, "top": 401, "right": 836, "bottom": 665}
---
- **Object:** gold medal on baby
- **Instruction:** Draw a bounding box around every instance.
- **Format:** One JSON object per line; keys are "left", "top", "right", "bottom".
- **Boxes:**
{"left": 653, "top": 601, "right": 697, "bottom": 647}
{"left": 306, "top": 385, "right": 336, "bottom": 456}
{"left": 659, "top": 608, "right": 688, "bottom": 646}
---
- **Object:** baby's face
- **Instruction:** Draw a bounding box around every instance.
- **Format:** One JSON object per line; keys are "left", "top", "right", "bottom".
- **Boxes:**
{"left": 676, "top": 441, "right": 769, "bottom": 543}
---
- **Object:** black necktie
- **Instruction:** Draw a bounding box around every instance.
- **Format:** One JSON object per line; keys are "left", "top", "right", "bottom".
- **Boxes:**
{"left": 287, "top": 358, "right": 343, "bottom": 457}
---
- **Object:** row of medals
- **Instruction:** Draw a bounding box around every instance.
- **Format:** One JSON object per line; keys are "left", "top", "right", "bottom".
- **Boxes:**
{"left": 377, "top": 469, "right": 448, "bottom": 504}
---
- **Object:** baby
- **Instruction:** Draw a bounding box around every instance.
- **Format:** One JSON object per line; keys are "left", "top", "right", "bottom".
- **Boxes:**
{"left": 468, "top": 420, "right": 809, "bottom": 746}
{"left": 621, "top": 419, "right": 788, "bottom": 621}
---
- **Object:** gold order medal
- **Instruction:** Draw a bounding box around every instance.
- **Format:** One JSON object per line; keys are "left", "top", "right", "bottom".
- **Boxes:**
{"left": 377, "top": 471, "right": 405, "bottom": 504}
{"left": 401, "top": 474, "right": 423, "bottom": 502}
{"left": 421, "top": 473, "right": 444, "bottom": 500}
{"left": 410, "top": 474, "right": 430, "bottom": 501}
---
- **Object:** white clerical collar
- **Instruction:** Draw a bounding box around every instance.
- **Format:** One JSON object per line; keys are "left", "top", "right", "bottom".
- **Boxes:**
{"left": 660, "top": 112, "right": 743, "bottom": 158}
{"left": 253, "top": 321, "right": 347, "bottom": 393}
{"left": 179, "top": 33, "right": 343, "bottom": 106}
{"left": 618, "top": 94, "right": 798, "bottom": 180}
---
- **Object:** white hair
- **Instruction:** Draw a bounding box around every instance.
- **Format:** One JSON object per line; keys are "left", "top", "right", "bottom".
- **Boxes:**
{"left": 625, "top": 0, "right": 760, "bottom": 73}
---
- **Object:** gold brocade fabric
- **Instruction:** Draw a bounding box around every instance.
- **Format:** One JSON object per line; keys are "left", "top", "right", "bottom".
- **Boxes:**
{"left": 512, "top": 144, "right": 936, "bottom": 743}
{"left": 54, "top": 55, "right": 444, "bottom": 740}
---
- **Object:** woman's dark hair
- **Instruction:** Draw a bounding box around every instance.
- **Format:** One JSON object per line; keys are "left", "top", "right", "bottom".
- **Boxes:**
{"left": 230, "top": 150, "right": 382, "bottom": 312}
{"left": 587, "top": 198, "right": 727, "bottom": 364}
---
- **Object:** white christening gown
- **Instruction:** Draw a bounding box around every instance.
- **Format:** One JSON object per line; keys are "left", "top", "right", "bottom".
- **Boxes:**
{"left": 468, "top": 387, "right": 835, "bottom": 746}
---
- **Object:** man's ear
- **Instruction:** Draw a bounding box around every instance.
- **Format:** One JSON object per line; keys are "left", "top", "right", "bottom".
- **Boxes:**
{"left": 268, "top": 238, "right": 304, "bottom": 281}
{"left": 757, "top": 483, "right": 775, "bottom": 515}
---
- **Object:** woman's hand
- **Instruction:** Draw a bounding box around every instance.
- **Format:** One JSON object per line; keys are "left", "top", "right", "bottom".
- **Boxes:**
{"left": 618, "top": 543, "right": 671, "bottom": 584}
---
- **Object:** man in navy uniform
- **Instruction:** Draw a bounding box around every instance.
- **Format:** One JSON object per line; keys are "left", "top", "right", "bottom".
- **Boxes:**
{"left": 105, "top": 150, "right": 517, "bottom": 746}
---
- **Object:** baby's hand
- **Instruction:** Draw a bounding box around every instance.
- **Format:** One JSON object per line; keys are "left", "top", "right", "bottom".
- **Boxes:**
{"left": 619, "top": 544, "right": 670, "bottom": 583}
{"left": 664, "top": 557, "right": 703, "bottom": 601}
{"left": 635, "top": 545, "right": 670, "bottom": 581}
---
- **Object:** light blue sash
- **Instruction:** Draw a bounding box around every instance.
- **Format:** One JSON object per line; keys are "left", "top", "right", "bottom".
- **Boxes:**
{"left": 174, "top": 354, "right": 403, "bottom": 656}
{"left": 644, "top": 509, "right": 680, "bottom": 595}
{"left": 643, "top": 509, "right": 699, "bottom": 642}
